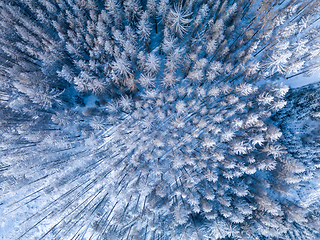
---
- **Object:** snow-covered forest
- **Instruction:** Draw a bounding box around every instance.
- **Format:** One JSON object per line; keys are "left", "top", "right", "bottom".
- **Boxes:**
{"left": 0, "top": 0, "right": 320, "bottom": 239}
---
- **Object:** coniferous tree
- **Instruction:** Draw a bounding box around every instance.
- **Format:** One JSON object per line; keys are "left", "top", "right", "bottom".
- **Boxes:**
{"left": 0, "top": 0, "right": 320, "bottom": 239}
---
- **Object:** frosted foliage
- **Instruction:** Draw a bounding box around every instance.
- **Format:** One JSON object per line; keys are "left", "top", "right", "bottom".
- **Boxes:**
{"left": 0, "top": 0, "right": 320, "bottom": 240}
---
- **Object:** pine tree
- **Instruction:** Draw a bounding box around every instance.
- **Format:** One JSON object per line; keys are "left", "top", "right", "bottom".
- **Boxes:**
{"left": 1, "top": 0, "right": 320, "bottom": 239}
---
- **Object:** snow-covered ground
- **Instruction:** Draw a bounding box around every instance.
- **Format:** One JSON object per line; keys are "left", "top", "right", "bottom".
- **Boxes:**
{"left": 286, "top": 72, "right": 320, "bottom": 88}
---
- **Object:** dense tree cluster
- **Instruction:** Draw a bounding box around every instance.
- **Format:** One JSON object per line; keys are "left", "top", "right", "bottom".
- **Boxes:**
{"left": 274, "top": 82, "right": 320, "bottom": 211}
{"left": 0, "top": 0, "right": 320, "bottom": 239}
